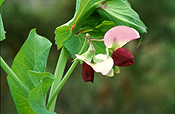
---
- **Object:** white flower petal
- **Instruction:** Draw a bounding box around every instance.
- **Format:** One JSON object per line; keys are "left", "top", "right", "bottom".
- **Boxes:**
{"left": 76, "top": 54, "right": 114, "bottom": 75}
{"left": 91, "top": 54, "right": 113, "bottom": 75}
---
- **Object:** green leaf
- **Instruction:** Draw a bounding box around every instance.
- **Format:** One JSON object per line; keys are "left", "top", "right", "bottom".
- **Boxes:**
{"left": 63, "top": 33, "right": 106, "bottom": 59}
{"left": 97, "top": 0, "right": 147, "bottom": 33}
{"left": 63, "top": 34, "right": 86, "bottom": 59}
{"left": 81, "top": 12, "right": 104, "bottom": 27}
{"left": 95, "top": 20, "right": 116, "bottom": 33}
{"left": 28, "top": 71, "right": 56, "bottom": 114}
{"left": 0, "top": 14, "right": 6, "bottom": 41}
{"left": 0, "top": 0, "right": 4, "bottom": 7}
{"left": 55, "top": 0, "right": 105, "bottom": 50}
{"left": 7, "top": 77, "right": 35, "bottom": 114}
{"left": 58, "top": 0, "right": 147, "bottom": 58}
{"left": 9, "top": 29, "right": 52, "bottom": 90}
{"left": 54, "top": 24, "right": 72, "bottom": 50}
{"left": 70, "top": 0, "right": 104, "bottom": 33}
{"left": 7, "top": 29, "right": 54, "bottom": 114}
{"left": 92, "top": 40, "right": 106, "bottom": 55}
{"left": 63, "top": 20, "right": 116, "bottom": 59}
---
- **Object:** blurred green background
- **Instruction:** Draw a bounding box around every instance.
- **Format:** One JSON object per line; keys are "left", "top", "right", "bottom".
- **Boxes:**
{"left": 1, "top": 0, "right": 175, "bottom": 114}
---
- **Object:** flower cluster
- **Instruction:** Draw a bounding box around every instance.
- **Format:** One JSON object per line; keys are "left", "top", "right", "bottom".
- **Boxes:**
{"left": 76, "top": 26, "right": 140, "bottom": 82}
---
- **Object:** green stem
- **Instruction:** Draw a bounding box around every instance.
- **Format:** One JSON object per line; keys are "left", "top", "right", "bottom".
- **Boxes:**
{"left": 47, "top": 47, "right": 69, "bottom": 111}
{"left": 46, "top": 60, "right": 79, "bottom": 110}
{"left": 46, "top": 36, "right": 88, "bottom": 110}
{"left": 0, "top": 56, "right": 29, "bottom": 97}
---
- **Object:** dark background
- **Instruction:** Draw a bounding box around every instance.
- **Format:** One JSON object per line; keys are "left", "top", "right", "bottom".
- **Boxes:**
{"left": 1, "top": 0, "right": 175, "bottom": 114}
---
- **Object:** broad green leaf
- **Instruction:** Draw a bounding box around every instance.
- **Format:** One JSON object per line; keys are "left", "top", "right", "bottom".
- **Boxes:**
{"left": 97, "top": 0, "right": 147, "bottom": 33}
{"left": 0, "top": 0, "right": 4, "bottom": 7}
{"left": 9, "top": 29, "right": 52, "bottom": 90}
{"left": 0, "top": 14, "right": 6, "bottom": 41}
{"left": 28, "top": 71, "right": 56, "bottom": 114}
{"left": 7, "top": 29, "right": 53, "bottom": 114}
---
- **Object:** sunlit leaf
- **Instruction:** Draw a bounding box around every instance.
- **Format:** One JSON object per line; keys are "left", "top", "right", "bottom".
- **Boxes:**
{"left": 7, "top": 29, "right": 54, "bottom": 114}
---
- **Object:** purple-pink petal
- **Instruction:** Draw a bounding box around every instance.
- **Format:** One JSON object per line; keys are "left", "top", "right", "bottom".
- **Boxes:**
{"left": 81, "top": 62, "right": 94, "bottom": 83}
{"left": 112, "top": 48, "right": 135, "bottom": 67}
{"left": 104, "top": 26, "right": 140, "bottom": 49}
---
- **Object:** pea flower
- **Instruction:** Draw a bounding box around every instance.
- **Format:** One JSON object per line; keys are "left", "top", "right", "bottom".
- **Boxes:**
{"left": 76, "top": 34, "right": 113, "bottom": 82}
{"left": 104, "top": 26, "right": 140, "bottom": 69}
{"left": 76, "top": 26, "right": 140, "bottom": 83}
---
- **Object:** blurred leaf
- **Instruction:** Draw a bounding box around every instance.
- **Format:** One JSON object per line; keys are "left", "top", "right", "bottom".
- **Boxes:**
{"left": 97, "top": 0, "right": 147, "bottom": 33}
{"left": 28, "top": 71, "right": 56, "bottom": 114}
{"left": 0, "top": 0, "right": 4, "bottom": 7}
{"left": 0, "top": 14, "right": 6, "bottom": 41}
{"left": 7, "top": 29, "right": 53, "bottom": 114}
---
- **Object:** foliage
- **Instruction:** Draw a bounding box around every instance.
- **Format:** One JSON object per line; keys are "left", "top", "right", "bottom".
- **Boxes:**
{"left": 55, "top": 0, "right": 147, "bottom": 59}
{"left": 0, "top": 0, "right": 4, "bottom": 6}
{"left": 7, "top": 29, "right": 55, "bottom": 114}
{"left": 97, "top": 0, "right": 147, "bottom": 33}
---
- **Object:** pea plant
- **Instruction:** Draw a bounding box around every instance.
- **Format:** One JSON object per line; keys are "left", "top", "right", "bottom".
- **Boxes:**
{"left": 0, "top": 0, "right": 147, "bottom": 114}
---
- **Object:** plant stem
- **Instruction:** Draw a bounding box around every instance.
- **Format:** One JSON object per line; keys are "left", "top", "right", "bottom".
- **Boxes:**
{"left": 47, "top": 47, "right": 69, "bottom": 111}
{"left": 0, "top": 56, "right": 29, "bottom": 97}
{"left": 47, "top": 59, "right": 78, "bottom": 110}
{"left": 46, "top": 36, "right": 88, "bottom": 110}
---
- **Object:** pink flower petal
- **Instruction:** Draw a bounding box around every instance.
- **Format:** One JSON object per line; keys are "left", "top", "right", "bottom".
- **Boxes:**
{"left": 112, "top": 48, "right": 135, "bottom": 67}
{"left": 104, "top": 26, "right": 140, "bottom": 49}
{"left": 81, "top": 62, "right": 94, "bottom": 82}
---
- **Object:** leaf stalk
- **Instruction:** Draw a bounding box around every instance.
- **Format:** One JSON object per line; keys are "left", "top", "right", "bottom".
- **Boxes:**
{"left": 0, "top": 56, "right": 29, "bottom": 97}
